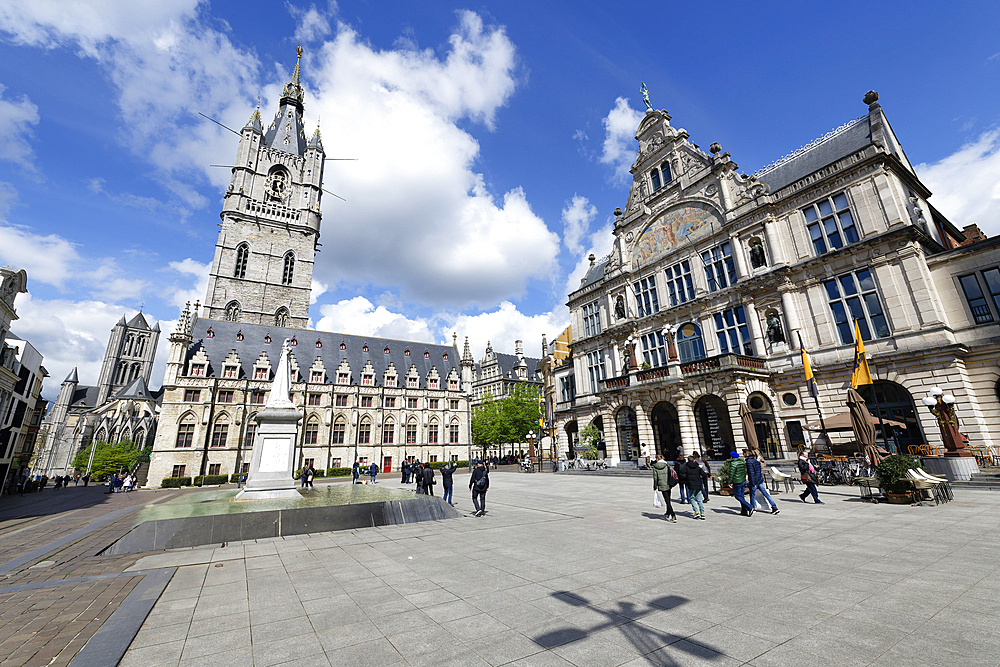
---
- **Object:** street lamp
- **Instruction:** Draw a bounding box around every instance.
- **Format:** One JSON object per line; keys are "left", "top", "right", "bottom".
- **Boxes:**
{"left": 922, "top": 387, "right": 968, "bottom": 457}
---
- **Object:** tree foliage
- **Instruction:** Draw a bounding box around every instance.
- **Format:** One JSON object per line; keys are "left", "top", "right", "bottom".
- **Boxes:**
{"left": 471, "top": 384, "right": 541, "bottom": 455}
{"left": 72, "top": 440, "right": 147, "bottom": 478}
{"left": 578, "top": 423, "right": 603, "bottom": 460}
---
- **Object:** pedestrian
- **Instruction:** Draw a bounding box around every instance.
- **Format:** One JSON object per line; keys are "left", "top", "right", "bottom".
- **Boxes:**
{"left": 798, "top": 449, "right": 823, "bottom": 504}
{"left": 694, "top": 451, "right": 710, "bottom": 503}
{"left": 673, "top": 453, "right": 688, "bottom": 504}
{"left": 414, "top": 462, "right": 425, "bottom": 494}
{"left": 82, "top": 473, "right": 90, "bottom": 487}
{"left": 640, "top": 442, "right": 650, "bottom": 469}
{"left": 728, "top": 451, "right": 754, "bottom": 516}
{"left": 651, "top": 455, "right": 677, "bottom": 522}
{"left": 369, "top": 461, "right": 378, "bottom": 484}
{"left": 401, "top": 461, "right": 409, "bottom": 484}
{"left": 677, "top": 453, "right": 706, "bottom": 519}
{"left": 469, "top": 460, "right": 489, "bottom": 516}
{"left": 303, "top": 463, "right": 315, "bottom": 488}
{"left": 422, "top": 462, "right": 435, "bottom": 496}
{"left": 745, "top": 449, "right": 779, "bottom": 514}
{"left": 74, "top": 474, "right": 80, "bottom": 486}
{"left": 123, "top": 474, "right": 133, "bottom": 492}
{"left": 352, "top": 460, "right": 360, "bottom": 484}
{"left": 440, "top": 460, "right": 458, "bottom": 506}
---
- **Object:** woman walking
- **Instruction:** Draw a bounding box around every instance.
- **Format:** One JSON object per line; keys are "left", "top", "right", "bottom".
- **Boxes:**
{"left": 677, "top": 453, "right": 706, "bottom": 519}
{"left": 797, "top": 448, "right": 823, "bottom": 504}
{"left": 651, "top": 455, "right": 677, "bottom": 522}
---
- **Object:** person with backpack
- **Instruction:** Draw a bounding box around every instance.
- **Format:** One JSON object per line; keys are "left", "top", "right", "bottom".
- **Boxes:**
{"left": 469, "top": 460, "right": 489, "bottom": 516}
{"left": 728, "top": 451, "right": 754, "bottom": 516}
{"left": 352, "top": 460, "right": 360, "bottom": 485}
{"left": 421, "top": 462, "right": 435, "bottom": 496}
{"left": 673, "top": 453, "right": 688, "bottom": 504}
{"left": 677, "top": 453, "right": 707, "bottom": 519}
{"left": 651, "top": 454, "right": 677, "bottom": 522}
{"left": 440, "top": 461, "right": 458, "bottom": 506}
{"left": 415, "top": 462, "right": 426, "bottom": 494}
{"left": 694, "top": 452, "right": 710, "bottom": 503}
{"left": 369, "top": 461, "right": 378, "bottom": 484}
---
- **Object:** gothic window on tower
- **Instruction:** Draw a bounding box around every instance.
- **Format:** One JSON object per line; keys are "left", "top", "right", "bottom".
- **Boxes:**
{"left": 275, "top": 307, "right": 289, "bottom": 327}
{"left": 234, "top": 243, "right": 250, "bottom": 279}
{"left": 225, "top": 301, "right": 241, "bottom": 322}
{"left": 282, "top": 252, "right": 295, "bottom": 285}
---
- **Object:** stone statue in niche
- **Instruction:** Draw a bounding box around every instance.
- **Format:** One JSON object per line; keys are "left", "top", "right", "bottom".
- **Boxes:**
{"left": 749, "top": 241, "right": 767, "bottom": 269}
{"left": 615, "top": 295, "right": 626, "bottom": 321}
{"left": 766, "top": 313, "right": 785, "bottom": 345}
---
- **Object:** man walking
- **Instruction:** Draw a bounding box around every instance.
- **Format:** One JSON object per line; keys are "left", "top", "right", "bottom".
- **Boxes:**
{"left": 677, "top": 453, "right": 706, "bottom": 519}
{"left": 651, "top": 455, "right": 677, "bottom": 522}
{"left": 440, "top": 460, "right": 458, "bottom": 506}
{"left": 694, "top": 452, "right": 710, "bottom": 503}
{"left": 369, "top": 461, "right": 378, "bottom": 484}
{"left": 745, "top": 449, "right": 778, "bottom": 514}
{"left": 469, "top": 460, "right": 489, "bottom": 516}
{"left": 728, "top": 451, "right": 754, "bottom": 516}
{"left": 352, "top": 460, "right": 360, "bottom": 484}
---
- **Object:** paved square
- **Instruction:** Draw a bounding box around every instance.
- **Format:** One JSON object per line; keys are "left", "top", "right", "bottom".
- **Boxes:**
{"left": 122, "top": 473, "right": 1000, "bottom": 666}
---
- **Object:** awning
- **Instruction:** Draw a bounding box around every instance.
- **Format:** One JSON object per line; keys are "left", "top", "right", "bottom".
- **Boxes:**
{"left": 803, "top": 411, "right": 907, "bottom": 432}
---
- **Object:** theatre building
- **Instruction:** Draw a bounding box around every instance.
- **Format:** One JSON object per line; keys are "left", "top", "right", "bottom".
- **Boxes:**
{"left": 551, "top": 91, "right": 999, "bottom": 465}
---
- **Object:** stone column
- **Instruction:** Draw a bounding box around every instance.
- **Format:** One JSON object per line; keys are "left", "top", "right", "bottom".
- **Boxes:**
{"left": 763, "top": 218, "right": 783, "bottom": 266}
{"left": 730, "top": 234, "right": 747, "bottom": 281}
{"left": 635, "top": 402, "right": 654, "bottom": 454}
{"left": 744, "top": 300, "right": 766, "bottom": 356}
{"left": 675, "top": 397, "right": 699, "bottom": 458}
{"left": 780, "top": 288, "right": 801, "bottom": 350}
{"left": 602, "top": 407, "right": 620, "bottom": 466}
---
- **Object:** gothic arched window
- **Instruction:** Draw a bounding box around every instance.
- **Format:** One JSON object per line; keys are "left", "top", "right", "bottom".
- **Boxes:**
{"left": 225, "top": 301, "right": 241, "bottom": 322}
{"left": 275, "top": 307, "right": 289, "bottom": 327}
{"left": 135, "top": 336, "right": 145, "bottom": 357}
{"left": 282, "top": 251, "right": 295, "bottom": 285}
{"left": 234, "top": 243, "right": 250, "bottom": 279}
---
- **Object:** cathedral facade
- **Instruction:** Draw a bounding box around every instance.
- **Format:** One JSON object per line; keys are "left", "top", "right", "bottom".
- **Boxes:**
{"left": 552, "top": 91, "right": 1000, "bottom": 468}
{"left": 146, "top": 52, "right": 471, "bottom": 486}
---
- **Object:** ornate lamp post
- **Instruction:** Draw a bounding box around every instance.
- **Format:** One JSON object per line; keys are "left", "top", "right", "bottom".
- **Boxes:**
{"left": 921, "top": 387, "right": 969, "bottom": 457}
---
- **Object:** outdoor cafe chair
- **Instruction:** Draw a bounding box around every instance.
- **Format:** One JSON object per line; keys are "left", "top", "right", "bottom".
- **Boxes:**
{"left": 769, "top": 466, "right": 794, "bottom": 493}
{"left": 915, "top": 469, "right": 952, "bottom": 502}
{"left": 905, "top": 469, "right": 938, "bottom": 505}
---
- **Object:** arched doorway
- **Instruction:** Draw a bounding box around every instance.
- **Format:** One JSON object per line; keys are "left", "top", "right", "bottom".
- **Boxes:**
{"left": 857, "top": 381, "right": 924, "bottom": 454}
{"left": 747, "top": 392, "right": 780, "bottom": 459}
{"left": 694, "top": 395, "right": 734, "bottom": 459}
{"left": 564, "top": 420, "right": 578, "bottom": 458}
{"left": 651, "top": 402, "right": 681, "bottom": 461}
{"left": 616, "top": 408, "right": 639, "bottom": 462}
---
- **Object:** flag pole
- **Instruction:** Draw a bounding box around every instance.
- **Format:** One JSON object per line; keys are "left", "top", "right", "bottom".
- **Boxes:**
{"left": 853, "top": 320, "right": 889, "bottom": 452}
{"left": 797, "top": 331, "right": 827, "bottom": 451}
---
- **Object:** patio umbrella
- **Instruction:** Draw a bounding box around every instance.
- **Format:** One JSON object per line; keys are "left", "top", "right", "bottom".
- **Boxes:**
{"left": 847, "top": 388, "right": 884, "bottom": 466}
{"left": 739, "top": 402, "right": 760, "bottom": 458}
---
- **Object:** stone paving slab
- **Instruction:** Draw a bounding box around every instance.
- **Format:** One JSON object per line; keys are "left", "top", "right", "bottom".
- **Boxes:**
{"left": 115, "top": 474, "right": 1000, "bottom": 666}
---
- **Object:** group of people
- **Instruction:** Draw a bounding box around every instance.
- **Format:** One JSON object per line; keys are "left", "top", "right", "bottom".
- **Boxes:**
{"left": 351, "top": 460, "right": 380, "bottom": 484}
{"left": 653, "top": 447, "right": 824, "bottom": 521}
{"left": 9, "top": 472, "right": 93, "bottom": 495}
{"left": 399, "top": 460, "right": 460, "bottom": 505}
{"left": 105, "top": 472, "right": 133, "bottom": 493}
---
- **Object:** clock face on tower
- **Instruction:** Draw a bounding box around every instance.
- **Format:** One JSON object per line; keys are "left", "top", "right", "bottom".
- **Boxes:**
{"left": 265, "top": 168, "right": 289, "bottom": 202}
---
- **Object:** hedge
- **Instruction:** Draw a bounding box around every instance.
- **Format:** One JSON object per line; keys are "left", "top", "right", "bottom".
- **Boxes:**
{"left": 426, "top": 461, "right": 468, "bottom": 470}
{"left": 161, "top": 476, "right": 192, "bottom": 488}
{"left": 327, "top": 467, "right": 352, "bottom": 477}
{"left": 192, "top": 474, "right": 229, "bottom": 486}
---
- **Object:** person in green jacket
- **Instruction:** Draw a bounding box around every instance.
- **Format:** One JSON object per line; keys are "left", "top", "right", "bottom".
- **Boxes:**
{"left": 651, "top": 455, "right": 677, "bottom": 522}
{"left": 727, "top": 451, "right": 754, "bottom": 516}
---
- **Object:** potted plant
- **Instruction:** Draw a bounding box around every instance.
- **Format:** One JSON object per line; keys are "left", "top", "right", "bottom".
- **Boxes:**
{"left": 874, "top": 454, "right": 923, "bottom": 503}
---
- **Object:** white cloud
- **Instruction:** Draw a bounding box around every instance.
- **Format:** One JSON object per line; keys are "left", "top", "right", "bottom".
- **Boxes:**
{"left": 162, "top": 258, "right": 209, "bottom": 310}
{"left": 288, "top": 2, "right": 333, "bottom": 43}
{"left": 314, "top": 296, "right": 434, "bottom": 342}
{"left": 0, "top": 224, "right": 81, "bottom": 288}
{"left": 0, "top": 182, "right": 19, "bottom": 217}
{"left": 562, "top": 221, "right": 615, "bottom": 301}
{"left": 306, "top": 12, "right": 559, "bottom": 307}
{"left": 561, "top": 194, "right": 597, "bottom": 255}
{"left": 0, "top": 85, "right": 40, "bottom": 172}
{"left": 915, "top": 130, "right": 1000, "bottom": 237}
{"left": 446, "top": 301, "right": 568, "bottom": 365}
{"left": 600, "top": 96, "right": 643, "bottom": 185}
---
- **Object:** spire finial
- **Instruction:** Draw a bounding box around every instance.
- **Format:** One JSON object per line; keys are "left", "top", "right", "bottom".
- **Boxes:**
{"left": 279, "top": 47, "right": 305, "bottom": 110}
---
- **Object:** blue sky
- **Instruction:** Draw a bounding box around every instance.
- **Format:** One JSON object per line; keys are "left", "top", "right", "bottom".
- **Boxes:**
{"left": 0, "top": 1, "right": 998, "bottom": 399}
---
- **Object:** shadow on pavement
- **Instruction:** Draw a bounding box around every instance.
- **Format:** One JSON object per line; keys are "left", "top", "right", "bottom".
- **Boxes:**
{"left": 532, "top": 590, "right": 724, "bottom": 664}
{"left": 0, "top": 485, "right": 140, "bottom": 525}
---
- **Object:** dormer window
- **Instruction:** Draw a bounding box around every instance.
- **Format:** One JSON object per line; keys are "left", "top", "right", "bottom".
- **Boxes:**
{"left": 384, "top": 345, "right": 390, "bottom": 354}
{"left": 404, "top": 348, "right": 410, "bottom": 356}
{"left": 236, "top": 330, "right": 244, "bottom": 341}
{"left": 362, "top": 343, "right": 369, "bottom": 353}
{"left": 386, "top": 376, "right": 397, "bottom": 387}
{"left": 191, "top": 363, "right": 206, "bottom": 377}
{"left": 337, "top": 372, "right": 348, "bottom": 384}
{"left": 290, "top": 336, "right": 297, "bottom": 346}
{"left": 206, "top": 327, "right": 214, "bottom": 338}
{"left": 253, "top": 367, "right": 268, "bottom": 380}
{"left": 424, "top": 350, "right": 429, "bottom": 359}
{"left": 315, "top": 339, "right": 322, "bottom": 348}
{"left": 442, "top": 352, "right": 448, "bottom": 361}
{"left": 310, "top": 371, "right": 323, "bottom": 382}
{"left": 449, "top": 379, "right": 458, "bottom": 390}
{"left": 340, "top": 341, "right": 346, "bottom": 350}
{"left": 429, "top": 378, "right": 439, "bottom": 389}
{"left": 264, "top": 334, "right": 271, "bottom": 344}
{"left": 362, "top": 374, "right": 374, "bottom": 386}
{"left": 408, "top": 377, "right": 418, "bottom": 388}
{"left": 223, "top": 365, "right": 239, "bottom": 379}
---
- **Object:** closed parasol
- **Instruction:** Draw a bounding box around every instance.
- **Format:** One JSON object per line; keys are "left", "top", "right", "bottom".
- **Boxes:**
{"left": 847, "top": 388, "right": 886, "bottom": 466}
{"left": 739, "top": 402, "right": 760, "bottom": 458}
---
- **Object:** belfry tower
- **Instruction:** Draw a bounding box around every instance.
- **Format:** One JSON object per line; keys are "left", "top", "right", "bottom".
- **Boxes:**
{"left": 203, "top": 48, "right": 326, "bottom": 329}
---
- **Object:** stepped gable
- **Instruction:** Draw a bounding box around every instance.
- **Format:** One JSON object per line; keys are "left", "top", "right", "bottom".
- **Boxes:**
{"left": 187, "top": 318, "right": 460, "bottom": 388}
{"left": 753, "top": 115, "right": 872, "bottom": 192}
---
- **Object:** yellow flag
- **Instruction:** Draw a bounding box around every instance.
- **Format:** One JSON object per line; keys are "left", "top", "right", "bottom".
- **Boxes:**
{"left": 801, "top": 348, "right": 819, "bottom": 398}
{"left": 851, "top": 320, "right": 873, "bottom": 388}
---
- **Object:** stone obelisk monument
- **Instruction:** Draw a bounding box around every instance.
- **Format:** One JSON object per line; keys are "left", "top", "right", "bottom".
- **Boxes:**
{"left": 235, "top": 339, "right": 302, "bottom": 500}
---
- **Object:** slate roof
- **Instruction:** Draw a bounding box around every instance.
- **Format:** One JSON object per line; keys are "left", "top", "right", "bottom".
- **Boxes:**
{"left": 477, "top": 352, "right": 542, "bottom": 381}
{"left": 754, "top": 115, "right": 873, "bottom": 192}
{"left": 126, "top": 312, "right": 151, "bottom": 330}
{"left": 578, "top": 257, "right": 608, "bottom": 292}
{"left": 114, "top": 376, "right": 155, "bottom": 402}
{"left": 264, "top": 104, "right": 307, "bottom": 156}
{"left": 190, "top": 317, "right": 460, "bottom": 388}
{"left": 70, "top": 385, "right": 99, "bottom": 408}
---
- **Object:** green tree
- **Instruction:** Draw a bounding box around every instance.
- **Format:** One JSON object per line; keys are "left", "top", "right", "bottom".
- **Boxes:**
{"left": 72, "top": 439, "right": 145, "bottom": 478}
{"left": 499, "top": 383, "right": 540, "bottom": 450}
{"left": 578, "top": 423, "right": 602, "bottom": 460}
{"left": 472, "top": 392, "right": 501, "bottom": 457}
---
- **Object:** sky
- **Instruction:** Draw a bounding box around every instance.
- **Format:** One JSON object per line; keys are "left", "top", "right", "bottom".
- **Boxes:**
{"left": 0, "top": 0, "right": 998, "bottom": 400}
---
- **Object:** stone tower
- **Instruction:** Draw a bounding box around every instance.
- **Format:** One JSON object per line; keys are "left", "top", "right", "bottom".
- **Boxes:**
{"left": 95, "top": 312, "right": 160, "bottom": 406}
{"left": 203, "top": 48, "right": 326, "bottom": 330}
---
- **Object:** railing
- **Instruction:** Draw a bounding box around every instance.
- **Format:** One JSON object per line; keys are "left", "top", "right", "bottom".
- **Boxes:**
{"left": 246, "top": 200, "right": 302, "bottom": 222}
{"left": 680, "top": 357, "right": 721, "bottom": 375}
{"left": 681, "top": 353, "right": 770, "bottom": 376}
{"left": 600, "top": 375, "right": 630, "bottom": 391}
{"left": 636, "top": 366, "right": 671, "bottom": 383}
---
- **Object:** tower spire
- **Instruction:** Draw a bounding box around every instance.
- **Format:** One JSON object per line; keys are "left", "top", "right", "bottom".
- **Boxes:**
{"left": 279, "top": 46, "right": 305, "bottom": 111}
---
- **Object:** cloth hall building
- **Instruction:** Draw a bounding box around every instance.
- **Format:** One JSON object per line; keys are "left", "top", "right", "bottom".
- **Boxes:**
{"left": 551, "top": 91, "right": 1000, "bottom": 465}
{"left": 146, "top": 52, "right": 471, "bottom": 486}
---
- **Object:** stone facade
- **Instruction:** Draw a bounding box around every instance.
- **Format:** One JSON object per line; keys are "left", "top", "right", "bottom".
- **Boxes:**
{"left": 552, "top": 91, "right": 997, "bottom": 465}
{"left": 0, "top": 334, "right": 46, "bottom": 491}
{"left": 37, "top": 313, "right": 161, "bottom": 476}
{"left": 147, "top": 310, "right": 470, "bottom": 485}
{"left": 463, "top": 337, "right": 542, "bottom": 404}
{"left": 202, "top": 50, "right": 324, "bottom": 330}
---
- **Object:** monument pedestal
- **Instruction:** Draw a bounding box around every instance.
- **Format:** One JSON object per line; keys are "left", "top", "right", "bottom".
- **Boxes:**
{"left": 235, "top": 406, "right": 303, "bottom": 501}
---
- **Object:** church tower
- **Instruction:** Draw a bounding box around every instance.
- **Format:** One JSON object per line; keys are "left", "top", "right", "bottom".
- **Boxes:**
{"left": 95, "top": 312, "right": 160, "bottom": 406}
{"left": 203, "top": 47, "right": 326, "bottom": 329}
